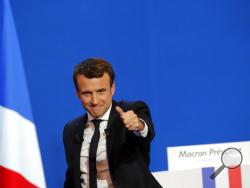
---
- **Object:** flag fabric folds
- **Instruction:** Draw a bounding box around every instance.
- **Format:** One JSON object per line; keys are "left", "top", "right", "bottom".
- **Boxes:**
{"left": 0, "top": 0, "right": 46, "bottom": 187}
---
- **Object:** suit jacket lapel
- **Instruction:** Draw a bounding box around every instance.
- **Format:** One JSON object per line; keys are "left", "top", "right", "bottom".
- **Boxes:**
{"left": 72, "top": 114, "right": 87, "bottom": 186}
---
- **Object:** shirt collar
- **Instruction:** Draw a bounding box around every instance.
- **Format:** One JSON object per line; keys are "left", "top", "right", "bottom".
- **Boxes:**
{"left": 87, "top": 104, "right": 112, "bottom": 122}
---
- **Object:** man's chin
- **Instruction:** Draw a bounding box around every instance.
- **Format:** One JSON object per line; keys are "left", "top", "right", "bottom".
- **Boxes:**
{"left": 89, "top": 111, "right": 105, "bottom": 118}
{"left": 86, "top": 106, "right": 109, "bottom": 118}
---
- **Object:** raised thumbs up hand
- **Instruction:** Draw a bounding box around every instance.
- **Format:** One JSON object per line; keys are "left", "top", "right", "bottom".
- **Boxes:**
{"left": 115, "top": 106, "right": 144, "bottom": 131}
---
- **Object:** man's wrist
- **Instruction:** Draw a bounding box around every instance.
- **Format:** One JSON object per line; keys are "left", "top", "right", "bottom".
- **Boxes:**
{"left": 134, "top": 118, "right": 148, "bottom": 137}
{"left": 138, "top": 120, "right": 145, "bottom": 131}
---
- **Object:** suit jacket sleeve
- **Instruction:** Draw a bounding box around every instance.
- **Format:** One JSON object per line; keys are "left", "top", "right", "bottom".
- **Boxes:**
{"left": 119, "top": 100, "right": 155, "bottom": 166}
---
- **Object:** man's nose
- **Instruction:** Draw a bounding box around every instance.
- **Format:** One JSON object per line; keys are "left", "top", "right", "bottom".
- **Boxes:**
{"left": 91, "top": 93, "right": 98, "bottom": 105}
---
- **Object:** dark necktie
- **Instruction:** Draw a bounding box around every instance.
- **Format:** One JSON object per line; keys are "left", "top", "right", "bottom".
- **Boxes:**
{"left": 89, "top": 119, "right": 102, "bottom": 188}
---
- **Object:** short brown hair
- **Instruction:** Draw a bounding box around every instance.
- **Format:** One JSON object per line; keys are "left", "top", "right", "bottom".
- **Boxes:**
{"left": 73, "top": 57, "right": 115, "bottom": 90}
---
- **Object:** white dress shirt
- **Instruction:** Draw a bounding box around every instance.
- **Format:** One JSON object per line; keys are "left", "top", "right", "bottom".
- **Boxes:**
{"left": 80, "top": 104, "right": 148, "bottom": 188}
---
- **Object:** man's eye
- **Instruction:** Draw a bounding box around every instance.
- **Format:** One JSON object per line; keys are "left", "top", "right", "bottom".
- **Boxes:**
{"left": 98, "top": 90, "right": 105, "bottom": 94}
{"left": 82, "top": 92, "right": 90, "bottom": 97}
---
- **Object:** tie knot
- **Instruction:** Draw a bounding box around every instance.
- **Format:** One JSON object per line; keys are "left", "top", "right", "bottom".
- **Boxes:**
{"left": 91, "top": 119, "right": 102, "bottom": 128}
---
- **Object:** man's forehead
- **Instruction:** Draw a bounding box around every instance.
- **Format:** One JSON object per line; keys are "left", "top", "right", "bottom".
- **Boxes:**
{"left": 77, "top": 72, "right": 110, "bottom": 82}
{"left": 77, "top": 75, "right": 111, "bottom": 90}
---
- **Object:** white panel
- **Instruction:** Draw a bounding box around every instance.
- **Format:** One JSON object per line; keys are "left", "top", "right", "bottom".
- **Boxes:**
{"left": 167, "top": 141, "right": 250, "bottom": 171}
{"left": 153, "top": 169, "right": 203, "bottom": 188}
{"left": 152, "top": 171, "right": 168, "bottom": 188}
{"left": 242, "top": 165, "right": 250, "bottom": 188}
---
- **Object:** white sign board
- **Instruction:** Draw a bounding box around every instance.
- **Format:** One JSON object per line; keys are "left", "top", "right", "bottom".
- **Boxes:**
{"left": 167, "top": 141, "right": 250, "bottom": 171}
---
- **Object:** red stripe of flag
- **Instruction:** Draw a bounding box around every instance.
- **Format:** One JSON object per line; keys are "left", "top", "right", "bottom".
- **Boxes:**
{"left": 228, "top": 167, "right": 242, "bottom": 188}
{"left": 0, "top": 165, "right": 37, "bottom": 188}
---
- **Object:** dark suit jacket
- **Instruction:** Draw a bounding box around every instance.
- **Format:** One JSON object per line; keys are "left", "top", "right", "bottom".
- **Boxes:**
{"left": 63, "top": 100, "right": 162, "bottom": 188}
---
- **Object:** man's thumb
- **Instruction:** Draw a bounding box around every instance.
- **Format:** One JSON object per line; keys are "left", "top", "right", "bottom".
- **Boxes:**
{"left": 115, "top": 106, "right": 124, "bottom": 115}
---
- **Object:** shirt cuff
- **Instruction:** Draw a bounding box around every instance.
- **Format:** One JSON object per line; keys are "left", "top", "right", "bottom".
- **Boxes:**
{"left": 134, "top": 118, "right": 148, "bottom": 137}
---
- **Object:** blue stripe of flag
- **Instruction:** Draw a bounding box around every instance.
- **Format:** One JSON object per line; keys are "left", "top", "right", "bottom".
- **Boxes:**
{"left": 202, "top": 167, "right": 216, "bottom": 188}
{"left": 0, "top": 0, "right": 5, "bottom": 105}
{"left": 0, "top": 0, "right": 33, "bottom": 121}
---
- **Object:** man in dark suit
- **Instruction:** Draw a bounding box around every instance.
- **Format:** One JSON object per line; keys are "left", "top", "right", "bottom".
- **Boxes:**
{"left": 63, "top": 58, "right": 162, "bottom": 188}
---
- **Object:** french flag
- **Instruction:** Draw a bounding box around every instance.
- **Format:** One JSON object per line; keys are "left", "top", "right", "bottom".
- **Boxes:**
{"left": 0, "top": 0, "right": 46, "bottom": 187}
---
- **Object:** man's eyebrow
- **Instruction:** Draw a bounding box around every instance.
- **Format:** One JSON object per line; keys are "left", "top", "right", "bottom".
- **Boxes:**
{"left": 80, "top": 90, "right": 91, "bottom": 94}
{"left": 97, "top": 88, "right": 106, "bottom": 92}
